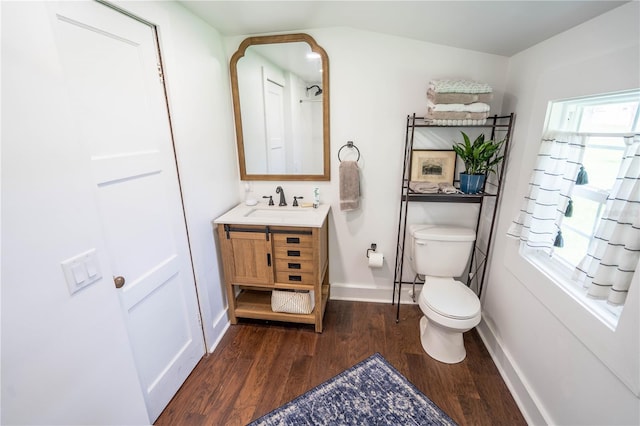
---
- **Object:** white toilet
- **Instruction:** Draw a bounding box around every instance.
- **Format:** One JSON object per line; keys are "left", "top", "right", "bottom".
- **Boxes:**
{"left": 409, "top": 224, "right": 481, "bottom": 364}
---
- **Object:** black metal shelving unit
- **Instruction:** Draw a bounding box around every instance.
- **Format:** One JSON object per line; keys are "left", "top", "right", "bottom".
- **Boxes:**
{"left": 392, "top": 113, "right": 515, "bottom": 322}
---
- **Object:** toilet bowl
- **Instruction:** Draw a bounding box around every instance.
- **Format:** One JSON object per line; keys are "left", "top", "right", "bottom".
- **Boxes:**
{"left": 418, "top": 277, "right": 481, "bottom": 363}
{"left": 409, "top": 225, "right": 481, "bottom": 364}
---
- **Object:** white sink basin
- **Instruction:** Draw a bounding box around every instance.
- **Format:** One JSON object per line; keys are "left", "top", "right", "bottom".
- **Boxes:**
{"left": 214, "top": 202, "right": 331, "bottom": 228}
{"left": 244, "top": 207, "right": 310, "bottom": 219}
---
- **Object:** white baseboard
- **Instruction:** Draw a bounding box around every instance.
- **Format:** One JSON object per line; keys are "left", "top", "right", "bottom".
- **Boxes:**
{"left": 476, "top": 318, "right": 551, "bottom": 425}
{"left": 330, "top": 282, "right": 420, "bottom": 305}
{"left": 205, "top": 309, "right": 230, "bottom": 354}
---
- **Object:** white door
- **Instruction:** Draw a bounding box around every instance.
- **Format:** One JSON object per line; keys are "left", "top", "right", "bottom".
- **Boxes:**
{"left": 49, "top": 2, "right": 205, "bottom": 421}
{"left": 264, "top": 79, "right": 287, "bottom": 173}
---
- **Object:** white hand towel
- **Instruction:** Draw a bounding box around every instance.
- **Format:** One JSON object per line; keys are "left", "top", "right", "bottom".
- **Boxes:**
{"left": 340, "top": 161, "right": 360, "bottom": 211}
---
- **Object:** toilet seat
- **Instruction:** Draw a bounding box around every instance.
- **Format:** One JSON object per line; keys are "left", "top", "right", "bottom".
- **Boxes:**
{"left": 421, "top": 277, "right": 480, "bottom": 320}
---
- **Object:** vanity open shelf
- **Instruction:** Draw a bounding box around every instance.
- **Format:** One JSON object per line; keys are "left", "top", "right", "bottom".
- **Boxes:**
{"left": 233, "top": 285, "right": 330, "bottom": 326}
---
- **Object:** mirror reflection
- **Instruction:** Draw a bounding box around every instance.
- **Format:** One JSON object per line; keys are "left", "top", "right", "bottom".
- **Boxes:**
{"left": 230, "top": 34, "right": 330, "bottom": 181}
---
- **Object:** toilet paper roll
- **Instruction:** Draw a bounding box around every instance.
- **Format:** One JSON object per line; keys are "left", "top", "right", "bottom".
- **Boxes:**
{"left": 368, "top": 252, "right": 384, "bottom": 268}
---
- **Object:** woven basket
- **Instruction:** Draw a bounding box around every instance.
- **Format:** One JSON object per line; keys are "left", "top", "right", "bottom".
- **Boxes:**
{"left": 271, "top": 290, "right": 315, "bottom": 314}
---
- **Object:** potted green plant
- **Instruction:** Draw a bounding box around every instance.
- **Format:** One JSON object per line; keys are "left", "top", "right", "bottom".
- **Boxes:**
{"left": 452, "top": 131, "right": 505, "bottom": 194}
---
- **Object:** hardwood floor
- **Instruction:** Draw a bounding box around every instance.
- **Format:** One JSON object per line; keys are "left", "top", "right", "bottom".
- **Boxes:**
{"left": 155, "top": 301, "right": 526, "bottom": 426}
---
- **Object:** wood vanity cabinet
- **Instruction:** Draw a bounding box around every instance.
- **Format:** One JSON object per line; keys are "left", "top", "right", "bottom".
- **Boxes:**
{"left": 217, "top": 220, "right": 329, "bottom": 332}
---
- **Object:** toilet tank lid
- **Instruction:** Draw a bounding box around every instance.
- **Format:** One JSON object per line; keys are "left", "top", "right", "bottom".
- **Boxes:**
{"left": 410, "top": 225, "right": 476, "bottom": 242}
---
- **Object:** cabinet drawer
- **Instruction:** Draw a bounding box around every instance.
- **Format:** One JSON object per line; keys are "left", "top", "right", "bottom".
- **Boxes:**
{"left": 275, "top": 271, "right": 315, "bottom": 285}
{"left": 272, "top": 233, "right": 313, "bottom": 248}
{"left": 274, "top": 246, "right": 314, "bottom": 261}
{"left": 275, "top": 259, "right": 314, "bottom": 273}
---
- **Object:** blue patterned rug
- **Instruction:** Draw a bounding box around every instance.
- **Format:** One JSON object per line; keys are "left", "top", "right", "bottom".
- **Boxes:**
{"left": 248, "top": 353, "right": 457, "bottom": 425}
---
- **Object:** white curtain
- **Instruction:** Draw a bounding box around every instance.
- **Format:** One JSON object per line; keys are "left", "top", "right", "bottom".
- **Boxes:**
{"left": 507, "top": 132, "right": 586, "bottom": 252}
{"left": 574, "top": 135, "right": 640, "bottom": 305}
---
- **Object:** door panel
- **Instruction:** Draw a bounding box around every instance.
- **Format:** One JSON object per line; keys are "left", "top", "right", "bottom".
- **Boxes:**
{"left": 50, "top": 2, "right": 204, "bottom": 421}
{"left": 264, "top": 79, "right": 286, "bottom": 173}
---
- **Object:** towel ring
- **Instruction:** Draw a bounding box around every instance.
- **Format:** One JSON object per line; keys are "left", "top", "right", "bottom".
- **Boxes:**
{"left": 338, "top": 141, "right": 360, "bottom": 162}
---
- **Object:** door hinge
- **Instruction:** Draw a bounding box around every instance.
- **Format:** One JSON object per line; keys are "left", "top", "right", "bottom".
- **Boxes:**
{"left": 157, "top": 63, "right": 164, "bottom": 83}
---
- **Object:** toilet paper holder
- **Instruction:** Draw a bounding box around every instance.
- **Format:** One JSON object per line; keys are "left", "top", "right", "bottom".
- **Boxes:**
{"left": 366, "top": 243, "right": 377, "bottom": 258}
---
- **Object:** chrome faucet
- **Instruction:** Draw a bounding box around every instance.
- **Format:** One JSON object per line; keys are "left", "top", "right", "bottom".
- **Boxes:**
{"left": 276, "top": 186, "right": 287, "bottom": 206}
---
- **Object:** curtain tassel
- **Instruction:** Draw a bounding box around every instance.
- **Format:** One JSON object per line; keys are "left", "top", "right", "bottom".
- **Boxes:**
{"left": 576, "top": 166, "right": 589, "bottom": 185}
{"left": 554, "top": 230, "right": 564, "bottom": 248}
{"left": 565, "top": 199, "right": 573, "bottom": 217}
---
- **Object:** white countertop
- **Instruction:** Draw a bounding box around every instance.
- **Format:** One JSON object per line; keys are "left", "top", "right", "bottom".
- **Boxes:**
{"left": 213, "top": 201, "right": 331, "bottom": 228}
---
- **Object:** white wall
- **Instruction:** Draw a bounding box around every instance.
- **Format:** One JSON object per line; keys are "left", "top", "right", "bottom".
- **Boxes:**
{"left": 480, "top": 3, "right": 640, "bottom": 425}
{"left": 225, "top": 27, "right": 509, "bottom": 302}
{"left": 1, "top": 1, "right": 238, "bottom": 424}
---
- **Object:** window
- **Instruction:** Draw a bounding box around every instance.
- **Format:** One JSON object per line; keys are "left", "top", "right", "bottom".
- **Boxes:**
{"left": 517, "top": 90, "right": 640, "bottom": 325}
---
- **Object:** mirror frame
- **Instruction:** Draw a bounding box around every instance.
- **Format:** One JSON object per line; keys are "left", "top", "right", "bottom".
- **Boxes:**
{"left": 230, "top": 33, "right": 330, "bottom": 181}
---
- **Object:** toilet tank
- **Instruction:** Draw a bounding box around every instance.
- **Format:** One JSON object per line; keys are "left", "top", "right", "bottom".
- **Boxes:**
{"left": 409, "top": 225, "right": 476, "bottom": 277}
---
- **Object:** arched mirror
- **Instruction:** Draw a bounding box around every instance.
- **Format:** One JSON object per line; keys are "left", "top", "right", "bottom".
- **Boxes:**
{"left": 230, "top": 34, "right": 330, "bottom": 181}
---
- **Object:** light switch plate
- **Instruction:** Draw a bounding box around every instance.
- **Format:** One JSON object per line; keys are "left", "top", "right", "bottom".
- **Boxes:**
{"left": 61, "top": 249, "right": 102, "bottom": 295}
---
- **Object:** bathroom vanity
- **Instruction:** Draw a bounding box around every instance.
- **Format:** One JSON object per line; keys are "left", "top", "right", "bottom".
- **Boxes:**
{"left": 214, "top": 203, "right": 330, "bottom": 332}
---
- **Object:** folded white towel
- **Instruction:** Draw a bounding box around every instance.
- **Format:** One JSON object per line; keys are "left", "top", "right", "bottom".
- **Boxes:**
{"left": 429, "top": 79, "right": 493, "bottom": 94}
{"left": 427, "top": 119, "right": 487, "bottom": 126}
{"left": 427, "top": 101, "right": 490, "bottom": 113}
{"left": 425, "top": 111, "right": 489, "bottom": 120}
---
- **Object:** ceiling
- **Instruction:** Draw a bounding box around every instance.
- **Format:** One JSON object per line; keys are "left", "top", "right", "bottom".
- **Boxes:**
{"left": 179, "top": 1, "right": 628, "bottom": 57}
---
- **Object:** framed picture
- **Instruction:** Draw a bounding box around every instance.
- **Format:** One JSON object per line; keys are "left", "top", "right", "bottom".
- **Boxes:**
{"left": 410, "top": 150, "right": 456, "bottom": 184}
